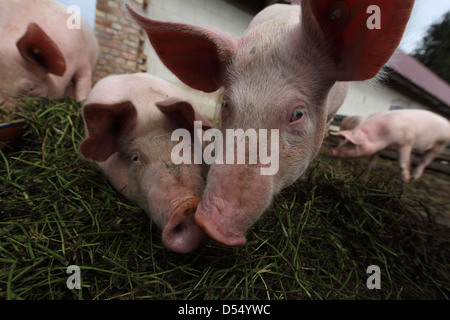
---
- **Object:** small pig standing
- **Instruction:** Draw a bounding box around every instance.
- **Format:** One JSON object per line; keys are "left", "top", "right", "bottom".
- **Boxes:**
{"left": 330, "top": 110, "right": 450, "bottom": 182}
{"left": 80, "top": 73, "right": 213, "bottom": 253}
{"left": 127, "top": 0, "right": 414, "bottom": 246}
{"left": 0, "top": 0, "right": 99, "bottom": 113}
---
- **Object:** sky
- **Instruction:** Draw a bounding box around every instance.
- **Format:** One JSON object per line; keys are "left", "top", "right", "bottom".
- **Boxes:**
{"left": 400, "top": 0, "right": 450, "bottom": 53}
{"left": 55, "top": 0, "right": 450, "bottom": 54}
{"left": 56, "top": 0, "right": 96, "bottom": 29}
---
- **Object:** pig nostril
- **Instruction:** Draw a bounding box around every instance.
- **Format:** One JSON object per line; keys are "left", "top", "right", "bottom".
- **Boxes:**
{"left": 173, "top": 223, "right": 187, "bottom": 235}
{"left": 161, "top": 198, "right": 204, "bottom": 253}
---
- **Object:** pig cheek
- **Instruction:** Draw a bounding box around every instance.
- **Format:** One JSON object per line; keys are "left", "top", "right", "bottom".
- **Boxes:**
{"left": 127, "top": 166, "right": 166, "bottom": 228}
{"left": 277, "top": 127, "right": 322, "bottom": 187}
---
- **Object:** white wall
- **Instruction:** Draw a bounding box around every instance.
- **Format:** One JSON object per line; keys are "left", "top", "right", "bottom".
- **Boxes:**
{"left": 338, "top": 81, "right": 428, "bottom": 117}
{"left": 143, "top": 0, "right": 254, "bottom": 121}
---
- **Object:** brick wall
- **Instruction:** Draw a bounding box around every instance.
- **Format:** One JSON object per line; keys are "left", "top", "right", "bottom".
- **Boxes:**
{"left": 94, "top": 0, "right": 148, "bottom": 83}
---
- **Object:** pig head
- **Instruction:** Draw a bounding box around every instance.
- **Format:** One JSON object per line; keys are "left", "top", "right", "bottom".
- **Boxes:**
{"left": 0, "top": 0, "right": 99, "bottom": 114}
{"left": 80, "top": 74, "right": 213, "bottom": 253}
{"left": 127, "top": 0, "right": 414, "bottom": 246}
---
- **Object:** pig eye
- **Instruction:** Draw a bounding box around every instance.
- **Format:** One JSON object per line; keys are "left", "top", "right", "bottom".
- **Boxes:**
{"left": 221, "top": 99, "right": 231, "bottom": 119}
{"left": 290, "top": 109, "right": 305, "bottom": 122}
{"left": 21, "top": 83, "right": 38, "bottom": 96}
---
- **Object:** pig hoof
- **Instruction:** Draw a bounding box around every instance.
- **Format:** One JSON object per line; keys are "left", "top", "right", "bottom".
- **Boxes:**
{"left": 194, "top": 210, "right": 246, "bottom": 247}
{"left": 162, "top": 198, "right": 207, "bottom": 253}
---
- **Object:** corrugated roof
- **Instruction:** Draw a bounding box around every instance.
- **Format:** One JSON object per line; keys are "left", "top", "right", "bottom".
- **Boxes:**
{"left": 387, "top": 49, "right": 450, "bottom": 108}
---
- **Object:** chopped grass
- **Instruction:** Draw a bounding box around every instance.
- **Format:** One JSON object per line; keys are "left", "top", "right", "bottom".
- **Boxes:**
{"left": 0, "top": 97, "right": 449, "bottom": 300}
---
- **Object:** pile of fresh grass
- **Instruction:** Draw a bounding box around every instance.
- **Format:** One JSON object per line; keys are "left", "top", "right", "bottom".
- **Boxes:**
{"left": 0, "top": 97, "right": 449, "bottom": 300}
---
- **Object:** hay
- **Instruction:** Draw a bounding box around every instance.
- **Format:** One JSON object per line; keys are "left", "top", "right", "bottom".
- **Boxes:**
{"left": 0, "top": 97, "right": 448, "bottom": 300}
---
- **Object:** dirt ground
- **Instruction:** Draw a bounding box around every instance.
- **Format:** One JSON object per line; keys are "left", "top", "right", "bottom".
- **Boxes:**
{"left": 321, "top": 137, "right": 450, "bottom": 226}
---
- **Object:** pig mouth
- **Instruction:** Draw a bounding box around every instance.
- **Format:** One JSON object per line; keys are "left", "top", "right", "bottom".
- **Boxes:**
{"left": 161, "top": 197, "right": 208, "bottom": 253}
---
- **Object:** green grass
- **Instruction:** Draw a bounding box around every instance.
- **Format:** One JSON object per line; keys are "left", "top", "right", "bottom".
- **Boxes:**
{"left": 0, "top": 97, "right": 449, "bottom": 300}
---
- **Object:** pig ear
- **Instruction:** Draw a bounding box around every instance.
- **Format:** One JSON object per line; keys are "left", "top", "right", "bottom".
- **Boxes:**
{"left": 331, "top": 130, "right": 365, "bottom": 145}
{"left": 301, "top": 0, "right": 414, "bottom": 81}
{"left": 156, "top": 97, "right": 214, "bottom": 131}
{"left": 16, "top": 23, "right": 67, "bottom": 76}
{"left": 80, "top": 101, "right": 137, "bottom": 162}
{"left": 126, "top": 4, "right": 238, "bottom": 93}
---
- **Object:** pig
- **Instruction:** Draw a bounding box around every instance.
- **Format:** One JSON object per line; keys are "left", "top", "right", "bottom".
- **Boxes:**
{"left": 0, "top": 0, "right": 99, "bottom": 114}
{"left": 339, "top": 115, "right": 368, "bottom": 131}
{"left": 80, "top": 73, "right": 214, "bottom": 253}
{"left": 126, "top": 0, "right": 414, "bottom": 246}
{"left": 330, "top": 109, "right": 450, "bottom": 182}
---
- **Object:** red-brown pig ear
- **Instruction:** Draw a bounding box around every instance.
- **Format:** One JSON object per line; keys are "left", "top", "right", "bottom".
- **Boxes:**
{"left": 156, "top": 97, "right": 214, "bottom": 131}
{"left": 301, "top": 0, "right": 414, "bottom": 81}
{"left": 80, "top": 101, "right": 137, "bottom": 162}
{"left": 126, "top": 4, "right": 238, "bottom": 93}
{"left": 16, "top": 23, "right": 67, "bottom": 76}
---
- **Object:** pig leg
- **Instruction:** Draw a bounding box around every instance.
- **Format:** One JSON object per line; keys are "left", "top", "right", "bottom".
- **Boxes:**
{"left": 397, "top": 145, "right": 413, "bottom": 182}
{"left": 368, "top": 152, "right": 381, "bottom": 169}
{"left": 72, "top": 67, "right": 93, "bottom": 101}
{"left": 412, "top": 142, "right": 447, "bottom": 181}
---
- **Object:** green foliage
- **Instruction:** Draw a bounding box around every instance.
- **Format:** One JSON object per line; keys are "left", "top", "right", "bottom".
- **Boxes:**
{"left": 413, "top": 11, "right": 450, "bottom": 84}
{"left": 0, "top": 98, "right": 449, "bottom": 300}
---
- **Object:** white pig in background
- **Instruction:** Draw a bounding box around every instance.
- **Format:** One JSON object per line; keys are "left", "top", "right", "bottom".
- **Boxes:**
{"left": 0, "top": 0, "right": 99, "bottom": 114}
{"left": 80, "top": 74, "right": 214, "bottom": 253}
{"left": 127, "top": 0, "right": 414, "bottom": 247}
{"left": 331, "top": 110, "right": 450, "bottom": 182}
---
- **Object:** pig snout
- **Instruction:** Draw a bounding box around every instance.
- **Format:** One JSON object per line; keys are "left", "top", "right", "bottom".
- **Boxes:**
{"left": 194, "top": 204, "right": 247, "bottom": 247}
{"left": 161, "top": 197, "right": 208, "bottom": 253}
{"left": 330, "top": 149, "right": 339, "bottom": 157}
{"left": 194, "top": 164, "right": 273, "bottom": 247}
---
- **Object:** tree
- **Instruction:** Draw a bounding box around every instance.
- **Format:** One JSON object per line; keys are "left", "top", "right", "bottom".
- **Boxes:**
{"left": 413, "top": 11, "right": 450, "bottom": 84}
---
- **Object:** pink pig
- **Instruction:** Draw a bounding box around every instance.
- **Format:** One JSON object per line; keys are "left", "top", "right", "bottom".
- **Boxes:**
{"left": 127, "top": 0, "right": 414, "bottom": 246}
{"left": 0, "top": 0, "right": 99, "bottom": 113}
{"left": 330, "top": 109, "right": 450, "bottom": 182}
{"left": 80, "top": 73, "right": 213, "bottom": 253}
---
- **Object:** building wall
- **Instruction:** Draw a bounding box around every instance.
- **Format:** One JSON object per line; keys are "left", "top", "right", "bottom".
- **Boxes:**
{"left": 338, "top": 81, "right": 428, "bottom": 118}
{"left": 94, "top": 0, "right": 148, "bottom": 83}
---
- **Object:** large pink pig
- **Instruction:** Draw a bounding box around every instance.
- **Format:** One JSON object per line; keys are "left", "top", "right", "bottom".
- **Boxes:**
{"left": 331, "top": 109, "right": 450, "bottom": 182}
{"left": 127, "top": 0, "right": 414, "bottom": 246}
{"left": 80, "top": 73, "right": 213, "bottom": 253}
{"left": 0, "top": 0, "right": 99, "bottom": 113}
